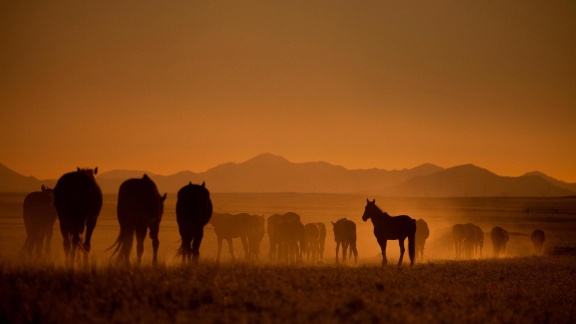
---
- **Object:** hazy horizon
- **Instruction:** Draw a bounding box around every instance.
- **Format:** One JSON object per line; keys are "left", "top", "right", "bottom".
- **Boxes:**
{"left": 2, "top": 1, "right": 575, "bottom": 181}
{"left": 2, "top": 152, "right": 574, "bottom": 184}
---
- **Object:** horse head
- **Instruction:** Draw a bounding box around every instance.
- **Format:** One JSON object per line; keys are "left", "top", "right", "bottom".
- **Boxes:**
{"left": 362, "top": 199, "right": 379, "bottom": 222}
{"left": 76, "top": 167, "right": 98, "bottom": 180}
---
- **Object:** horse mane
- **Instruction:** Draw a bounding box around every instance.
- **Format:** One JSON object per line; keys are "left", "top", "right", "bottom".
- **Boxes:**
{"left": 370, "top": 203, "right": 388, "bottom": 217}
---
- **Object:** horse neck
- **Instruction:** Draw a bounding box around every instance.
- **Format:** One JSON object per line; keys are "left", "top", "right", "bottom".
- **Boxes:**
{"left": 370, "top": 210, "right": 391, "bottom": 226}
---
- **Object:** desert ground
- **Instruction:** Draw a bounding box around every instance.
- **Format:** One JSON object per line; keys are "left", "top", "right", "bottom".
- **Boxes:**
{"left": 1, "top": 193, "right": 575, "bottom": 322}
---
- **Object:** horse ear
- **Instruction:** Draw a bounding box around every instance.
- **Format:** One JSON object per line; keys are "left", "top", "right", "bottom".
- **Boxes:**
{"left": 372, "top": 199, "right": 376, "bottom": 203}
{"left": 202, "top": 181, "right": 205, "bottom": 187}
{"left": 77, "top": 167, "right": 81, "bottom": 172}
{"left": 331, "top": 221, "right": 335, "bottom": 226}
{"left": 188, "top": 181, "right": 192, "bottom": 185}
{"left": 162, "top": 193, "right": 167, "bottom": 201}
{"left": 94, "top": 167, "right": 98, "bottom": 175}
{"left": 366, "top": 198, "right": 369, "bottom": 203}
{"left": 42, "top": 184, "right": 45, "bottom": 191}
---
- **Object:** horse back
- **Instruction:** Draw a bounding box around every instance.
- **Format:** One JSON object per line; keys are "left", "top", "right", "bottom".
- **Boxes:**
{"left": 176, "top": 184, "right": 213, "bottom": 228}
{"left": 23, "top": 191, "right": 57, "bottom": 231}
{"left": 375, "top": 215, "right": 415, "bottom": 240}
{"left": 54, "top": 171, "right": 102, "bottom": 226}
{"left": 118, "top": 177, "right": 162, "bottom": 226}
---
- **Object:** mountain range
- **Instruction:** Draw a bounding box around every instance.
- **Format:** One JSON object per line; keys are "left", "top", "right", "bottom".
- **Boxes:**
{"left": 1, "top": 153, "right": 575, "bottom": 197}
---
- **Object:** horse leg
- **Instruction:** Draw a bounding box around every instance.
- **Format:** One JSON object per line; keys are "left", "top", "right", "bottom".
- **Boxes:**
{"left": 180, "top": 238, "right": 189, "bottom": 263}
{"left": 191, "top": 229, "right": 204, "bottom": 264}
{"left": 119, "top": 228, "right": 133, "bottom": 265}
{"left": 70, "top": 233, "right": 82, "bottom": 266}
{"left": 342, "top": 242, "right": 349, "bottom": 265}
{"left": 149, "top": 221, "right": 160, "bottom": 266}
{"left": 375, "top": 237, "right": 387, "bottom": 267}
{"left": 216, "top": 237, "right": 223, "bottom": 262}
{"left": 46, "top": 224, "right": 54, "bottom": 255}
{"left": 335, "top": 241, "right": 340, "bottom": 265}
{"left": 408, "top": 235, "right": 416, "bottom": 267}
{"left": 135, "top": 227, "right": 147, "bottom": 266}
{"left": 83, "top": 215, "right": 98, "bottom": 256}
{"left": 228, "top": 238, "right": 235, "bottom": 261}
{"left": 240, "top": 236, "right": 249, "bottom": 261}
{"left": 351, "top": 242, "right": 358, "bottom": 265}
{"left": 398, "top": 238, "right": 406, "bottom": 266}
{"left": 21, "top": 236, "right": 33, "bottom": 257}
{"left": 60, "top": 223, "right": 71, "bottom": 264}
{"left": 309, "top": 242, "right": 314, "bottom": 263}
{"left": 36, "top": 235, "right": 45, "bottom": 259}
{"left": 269, "top": 239, "right": 276, "bottom": 262}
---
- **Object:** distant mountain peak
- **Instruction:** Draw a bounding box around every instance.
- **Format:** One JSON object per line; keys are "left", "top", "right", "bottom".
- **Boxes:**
{"left": 411, "top": 163, "right": 443, "bottom": 173}
{"left": 2, "top": 155, "right": 574, "bottom": 195}
{"left": 524, "top": 171, "right": 550, "bottom": 179}
{"left": 446, "top": 164, "right": 493, "bottom": 174}
{"left": 245, "top": 153, "right": 290, "bottom": 164}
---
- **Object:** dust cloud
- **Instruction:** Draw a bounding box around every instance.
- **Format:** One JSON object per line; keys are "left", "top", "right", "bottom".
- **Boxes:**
{"left": 2, "top": 193, "right": 575, "bottom": 266}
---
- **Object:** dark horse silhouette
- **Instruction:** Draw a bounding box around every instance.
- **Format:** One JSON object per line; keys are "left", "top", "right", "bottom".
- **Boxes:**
{"left": 415, "top": 219, "right": 430, "bottom": 261}
{"left": 176, "top": 182, "right": 212, "bottom": 264}
{"left": 303, "top": 222, "right": 326, "bottom": 263}
{"left": 21, "top": 185, "right": 58, "bottom": 257}
{"left": 332, "top": 218, "right": 358, "bottom": 265}
{"left": 211, "top": 213, "right": 263, "bottom": 262}
{"left": 304, "top": 223, "right": 321, "bottom": 263}
{"left": 317, "top": 222, "right": 326, "bottom": 263}
{"left": 452, "top": 224, "right": 466, "bottom": 259}
{"left": 54, "top": 168, "right": 102, "bottom": 265}
{"left": 474, "top": 224, "right": 485, "bottom": 258}
{"left": 248, "top": 215, "right": 265, "bottom": 262}
{"left": 491, "top": 226, "right": 509, "bottom": 258}
{"left": 267, "top": 212, "right": 300, "bottom": 262}
{"left": 362, "top": 199, "right": 416, "bottom": 267}
{"left": 531, "top": 229, "right": 545, "bottom": 255}
{"left": 110, "top": 174, "right": 167, "bottom": 265}
{"left": 277, "top": 218, "right": 305, "bottom": 264}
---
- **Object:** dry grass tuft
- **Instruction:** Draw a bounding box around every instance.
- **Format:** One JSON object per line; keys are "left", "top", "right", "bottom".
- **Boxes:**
{"left": 1, "top": 256, "right": 575, "bottom": 323}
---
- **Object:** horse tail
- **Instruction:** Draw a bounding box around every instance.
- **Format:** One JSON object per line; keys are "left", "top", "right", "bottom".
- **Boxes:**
{"left": 409, "top": 219, "right": 416, "bottom": 264}
{"left": 106, "top": 232, "right": 123, "bottom": 256}
{"left": 408, "top": 234, "right": 416, "bottom": 263}
{"left": 176, "top": 241, "right": 185, "bottom": 257}
{"left": 106, "top": 227, "right": 132, "bottom": 257}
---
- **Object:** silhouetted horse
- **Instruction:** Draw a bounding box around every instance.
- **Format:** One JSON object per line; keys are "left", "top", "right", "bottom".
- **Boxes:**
{"left": 277, "top": 219, "right": 305, "bottom": 264}
{"left": 317, "top": 222, "right": 326, "bottom": 263}
{"left": 176, "top": 182, "right": 212, "bottom": 264}
{"left": 415, "top": 219, "right": 430, "bottom": 261}
{"left": 211, "top": 213, "right": 262, "bottom": 262}
{"left": 462, "top": 223, "right": 485, "bottom": 259}
{"left": 110, "top": 175, "right": 167, "bottom": 265}
{"left": 452, "top": 224, "right": 466, "bottom": 259}
{"left": 248, "top": 215, "right": 265, "bottom": 261}
{"left": 362, "top": 200, "right": 415, "bottom": 267}
{"left": 471, "top": 224, "right": 484, "bottom": 258}
{"left": 267, "top": 212, "right": 300, "bottom": 262}
{"left": 332, "top": 218, "right": 358, "bottom": 265}
{"left": 304, "top": 223, "right": 320, "bottom": 263}
{"left": 54, "top": 168, "right": 102, "bottom": 265}
{"left": 491, "top": 226, "right": 509, "bottom": 258}
{"left": 531, "top": 229, "right": 545, "bottom": 255}
{"left": 21, "top": 185, "right": 57, "bottom": 257}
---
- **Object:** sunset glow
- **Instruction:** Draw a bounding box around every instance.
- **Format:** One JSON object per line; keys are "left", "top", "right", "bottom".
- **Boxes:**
{"left": 1, "top": 1, "right": 575, "bottom": 182}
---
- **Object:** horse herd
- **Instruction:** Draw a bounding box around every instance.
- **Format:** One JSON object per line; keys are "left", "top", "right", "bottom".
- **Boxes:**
{"left": 20, "top": 168, "right": 547, "bottom": 267}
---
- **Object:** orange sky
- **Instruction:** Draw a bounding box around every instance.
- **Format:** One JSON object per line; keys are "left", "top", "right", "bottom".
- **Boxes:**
{"left": 1, "top": 1, "right": 575, "bottom": 182}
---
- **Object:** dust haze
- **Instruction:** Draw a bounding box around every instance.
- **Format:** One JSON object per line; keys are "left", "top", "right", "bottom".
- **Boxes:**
{"left": 3, "top": 192, "right": 575, "bottom": 265}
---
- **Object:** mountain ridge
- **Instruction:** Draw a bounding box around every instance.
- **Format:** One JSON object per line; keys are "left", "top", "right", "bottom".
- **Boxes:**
{"left": 1, "top": 155, "right": 574, "bottom": 196}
